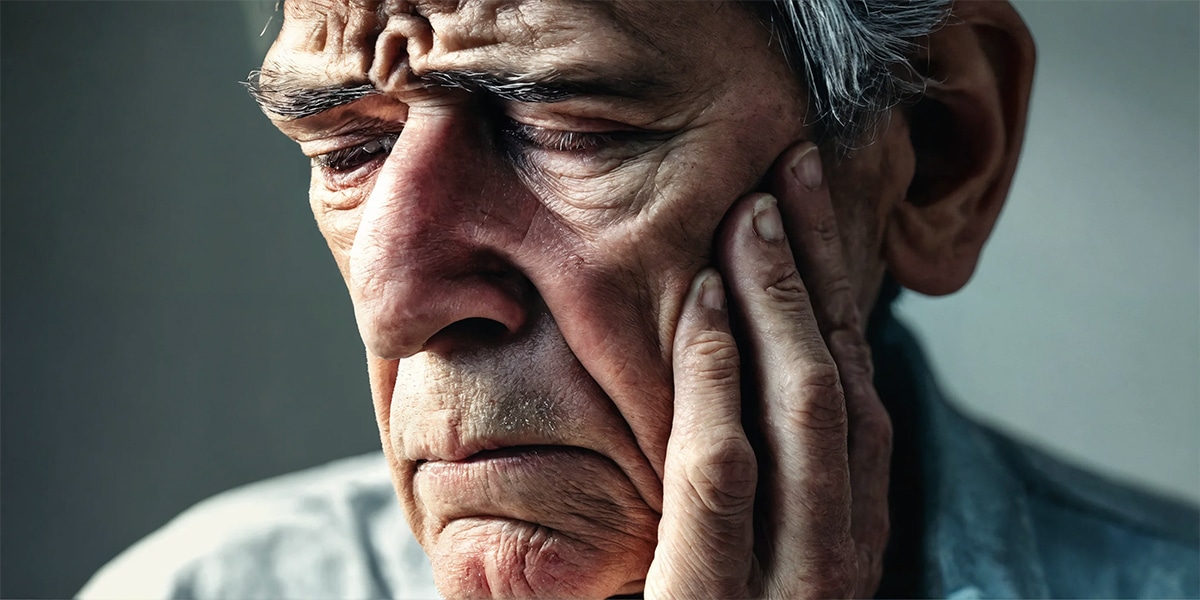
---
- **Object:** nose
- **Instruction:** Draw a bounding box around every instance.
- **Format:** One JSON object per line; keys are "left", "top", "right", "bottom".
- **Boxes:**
{"left": 347, "top": 109, "right": 531, "bottom": 359}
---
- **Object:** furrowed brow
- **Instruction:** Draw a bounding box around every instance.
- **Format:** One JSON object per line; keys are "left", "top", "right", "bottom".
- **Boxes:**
{"left": 243, "top": 67, "right": 661, "bottom": 119}
{"left": 417, "top": 70, "right": 658, "bottom": 103}
{"left": 419, "top": 70, "right": 577, "bottom": 103}
{"left": 243, "top": 69, "right": 379, "bottom": 119}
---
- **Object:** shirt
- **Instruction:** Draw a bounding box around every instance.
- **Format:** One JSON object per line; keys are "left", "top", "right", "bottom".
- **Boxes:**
{"left": 78, "top": 317, "right": 1200, "bottom": 598}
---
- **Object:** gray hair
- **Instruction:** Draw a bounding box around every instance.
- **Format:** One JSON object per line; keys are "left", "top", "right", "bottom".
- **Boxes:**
{"left": 257, "top": 0, "right": 950, "bottom": 151}
{"left": 752, "top": 0, "right": 952, "bottom": 151}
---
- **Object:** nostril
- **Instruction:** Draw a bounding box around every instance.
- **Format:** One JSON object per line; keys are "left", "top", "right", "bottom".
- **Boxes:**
{"left": 451, "top": 317, "right": 509, "bottom": 340}
{"left": 423, "top": 317, "right": 511, "bottom": 354}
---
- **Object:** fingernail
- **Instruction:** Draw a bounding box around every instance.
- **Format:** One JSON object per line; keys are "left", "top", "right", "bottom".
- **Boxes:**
{"left": 699, "top": 270, "right": 725, "bottom": 311}
{"left": 751, "top": 194, "right": 785, "bottom": 242}
{"left": 791, "top": 144, "right": 822, "bottom": 191}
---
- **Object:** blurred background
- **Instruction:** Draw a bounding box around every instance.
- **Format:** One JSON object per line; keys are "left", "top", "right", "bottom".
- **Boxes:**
{"left": 1, "top": 1, "right": 1196, "bottom": 597}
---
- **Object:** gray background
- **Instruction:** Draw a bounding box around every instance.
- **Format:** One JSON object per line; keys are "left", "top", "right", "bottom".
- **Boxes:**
{"left": 1, "top": 1, "right": 1197, "bottom": 598}
{"left": 899, "top": 0, "right": 1200, "bottom": 505}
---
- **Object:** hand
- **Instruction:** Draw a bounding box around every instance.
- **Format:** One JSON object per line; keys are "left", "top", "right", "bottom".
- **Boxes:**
{"left": 645, "top": 142, "right": 893, "bottom": 599}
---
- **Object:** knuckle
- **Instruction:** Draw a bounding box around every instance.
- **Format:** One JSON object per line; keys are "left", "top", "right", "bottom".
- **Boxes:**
{"left": 763, "top": 267, "right": 812, "bottom": 309}
{"left": 828, "top": 329, "right": 872, "bottom": 378}
{"left": 678, "top": 330, "right": 740, "bottom": 382}
{"left": 808, "top": 212, "right": 842, "bottom": 248}
{"left": 790, "top": 365, "right": 847, "bottom": 432}
{"left": 684, "top": 435, "right": 758, "bottom": 516}
{"left": 798, "top": 362, "right": 842, "bottom": 395}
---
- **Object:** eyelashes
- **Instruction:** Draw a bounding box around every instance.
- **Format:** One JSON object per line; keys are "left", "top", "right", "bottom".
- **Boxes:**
{"left": 310, "top": 119, "right": 632, "bottom": 188}
{"left": 313, "top": 133, "right": 400, "bottom": 173}
{"left": 501, "top": 121, "right": 617, "bottom": 153}
{"left": 310, "top": 121, "right": 608, "bottom": 175}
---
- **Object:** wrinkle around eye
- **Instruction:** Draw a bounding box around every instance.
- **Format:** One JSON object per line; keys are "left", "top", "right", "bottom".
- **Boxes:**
{"left": 509, "top": 148, "right": 671, "bottom": 227}
{"left": 313, "top": 179, "right": 374, "bottom": 211}
{"left": 306, "top": 135, "right": 396, "bottom": 194}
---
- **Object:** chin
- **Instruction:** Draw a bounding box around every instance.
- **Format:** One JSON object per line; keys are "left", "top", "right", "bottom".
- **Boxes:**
{"left": 404, "top": 445, "right": 660, "bottom": 598}
{"left": 427, "top": 517, "right": 651, "bottom": 599}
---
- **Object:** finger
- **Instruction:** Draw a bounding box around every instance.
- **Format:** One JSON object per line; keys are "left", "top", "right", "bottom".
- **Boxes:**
{"left": 773, "top": 142, "right": 894, "bottom": 596}
{"left": 716, "top": 193, "right": 856, "bottom": 597}
{"left": 646, "top": 269, "right": 757, "bottom": 600}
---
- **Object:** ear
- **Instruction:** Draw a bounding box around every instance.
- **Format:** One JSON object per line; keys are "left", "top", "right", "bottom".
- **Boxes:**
{"left": 884, "top": 0, "right": 1036, "bottom": 296}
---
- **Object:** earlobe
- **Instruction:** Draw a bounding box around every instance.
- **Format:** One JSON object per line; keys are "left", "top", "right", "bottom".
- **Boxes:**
{"left": 885, "top": 0, "right": 1036, "bottom": 296}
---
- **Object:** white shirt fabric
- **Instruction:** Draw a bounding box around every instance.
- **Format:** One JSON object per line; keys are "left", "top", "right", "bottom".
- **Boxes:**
{"left": 77, "top": 317, "right": 1200, "bottom": 599}
{"left": 78, "top": 453, "right": 439, "bottom": 600}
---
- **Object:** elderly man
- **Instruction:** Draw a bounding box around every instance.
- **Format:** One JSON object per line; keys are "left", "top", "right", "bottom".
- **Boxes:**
{"left": 81, "top": 0, "right": 1198, "bottom": 598}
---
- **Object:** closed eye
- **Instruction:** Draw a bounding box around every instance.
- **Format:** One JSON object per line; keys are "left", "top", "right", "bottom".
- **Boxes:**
{"left": 501, "top": 121, "right": 620, "bottom": 153}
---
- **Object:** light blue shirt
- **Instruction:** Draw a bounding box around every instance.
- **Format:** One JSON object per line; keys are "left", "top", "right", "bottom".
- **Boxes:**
{"left": 79, "top": 317, "right": 1200, "bottom": 598}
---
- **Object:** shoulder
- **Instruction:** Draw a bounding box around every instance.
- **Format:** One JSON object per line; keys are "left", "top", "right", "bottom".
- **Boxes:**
{"left": 981, "top": 422, "right": 1200, "bottom": 598}
{"left": 78, "top": 453, "right": 438, "bottom": 600}
{"left": 872, "top": 315, "right": 1198, "bottom": 597}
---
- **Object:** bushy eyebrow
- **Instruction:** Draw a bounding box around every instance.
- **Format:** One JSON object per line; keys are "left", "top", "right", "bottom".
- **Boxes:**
{"left": 420, "top": 70, "right": 658, "bottom": 103}
{"left": 243, "top": 68, "right": 660, "bottom": 119}
{"left": 243, "top": 70, "right": 379, "bottom": 119}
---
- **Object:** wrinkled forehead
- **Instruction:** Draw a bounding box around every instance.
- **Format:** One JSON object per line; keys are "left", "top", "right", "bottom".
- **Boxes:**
{"left": 263, "top": 0, "right": 695, "bottom": 91}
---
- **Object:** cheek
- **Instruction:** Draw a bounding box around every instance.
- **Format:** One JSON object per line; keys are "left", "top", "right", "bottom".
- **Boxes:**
{"left": 517, "top": 216, "right": 706, "bottom": 476}
{"left": 310, "top": 182, "right": 366, "bottom": 280}
{"left": 511, "top": 124, "right": 787, "bottom": 473}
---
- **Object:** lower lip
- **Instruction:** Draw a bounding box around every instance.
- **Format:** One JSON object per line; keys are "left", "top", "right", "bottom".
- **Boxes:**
{"left": 414, "top": 445, "right": 659, "bottom": 594}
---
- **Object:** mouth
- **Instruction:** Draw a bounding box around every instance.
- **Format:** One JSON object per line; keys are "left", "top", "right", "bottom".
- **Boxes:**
{"left": 414, "top": 445, "right": 646, "bottom": 525}
{"left": 410, "top": 436, "right": 662, "bottom": 598}
{"left": 416, "top": 444, "right": 600, "bottom": 478}
{"left": 458, "top": 443, "right": 566, "bottom": 462}
{"left": 409, "top": 435, "right": 665, "bottom": 517}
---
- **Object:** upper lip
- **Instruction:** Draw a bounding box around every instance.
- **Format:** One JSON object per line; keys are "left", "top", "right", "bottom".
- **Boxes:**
{"left": 411, "top": 433, "right": 564, "bottom": 463}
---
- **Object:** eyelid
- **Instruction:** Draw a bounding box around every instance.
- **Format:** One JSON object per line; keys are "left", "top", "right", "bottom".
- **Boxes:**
{"left": 503, "top": 121, "right": 619, "bottom": 153}
{"left": 503, "top": 102, "right": 637, "bottom": 134}
{"left": 277, "top": 95, "right": 409, "bottom": 139}
{"left": 300, "top": 123, "right": 404, "bottom": 158}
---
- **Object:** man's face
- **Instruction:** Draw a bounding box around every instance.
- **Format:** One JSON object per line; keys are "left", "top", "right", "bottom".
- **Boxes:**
{"left": 263, "top": 1, "right": 813, "bottom": 596}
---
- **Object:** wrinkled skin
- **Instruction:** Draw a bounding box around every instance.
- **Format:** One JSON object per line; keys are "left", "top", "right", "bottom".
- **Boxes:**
{"left": 258, "top": 0, "right": 1034, "bottom": 597}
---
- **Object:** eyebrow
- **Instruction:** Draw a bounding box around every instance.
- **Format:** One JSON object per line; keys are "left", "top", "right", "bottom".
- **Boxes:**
{"left": 242, "top": 70, "right": 378, "bottom": 119}
{"left": 243, "top": 68, "right": 660, "bottom": 119}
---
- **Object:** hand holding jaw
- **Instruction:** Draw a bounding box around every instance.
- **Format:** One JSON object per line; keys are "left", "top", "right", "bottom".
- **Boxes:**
{"left": 650, "top": 142, "right": 893, "bottom": 599}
